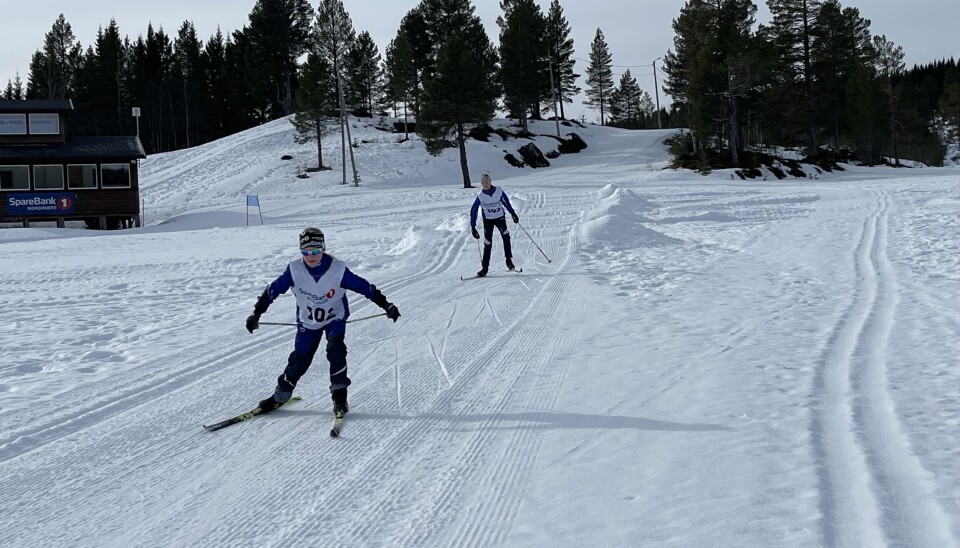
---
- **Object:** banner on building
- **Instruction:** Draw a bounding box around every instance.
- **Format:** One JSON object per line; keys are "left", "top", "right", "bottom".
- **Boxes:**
{"left": 6, "top": 193, "right": 76, "bottom": 215}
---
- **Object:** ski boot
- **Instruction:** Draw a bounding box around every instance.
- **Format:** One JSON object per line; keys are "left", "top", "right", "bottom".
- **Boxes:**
{"left": 258, "top": 396, "right": 282, "bottom": 414}
{"left": 476, "top": 267, "right": 488, "bottom": 278}
{"left": 505, "top": 258, "right": 515, "bottom": 271}
{"left": 332, "top": 388, "right": 349, "bottom": 417}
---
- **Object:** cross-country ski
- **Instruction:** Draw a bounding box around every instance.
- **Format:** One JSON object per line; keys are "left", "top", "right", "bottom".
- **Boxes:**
{"left": 203, "top": 396, "right": 303, "bottom": 432}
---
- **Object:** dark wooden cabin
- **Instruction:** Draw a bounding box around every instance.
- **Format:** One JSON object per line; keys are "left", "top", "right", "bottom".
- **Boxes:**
{"left": 0, "top": 99, "right": 146, "bottom": 229}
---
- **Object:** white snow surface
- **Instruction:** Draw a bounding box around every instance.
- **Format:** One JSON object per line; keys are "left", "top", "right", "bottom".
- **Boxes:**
{"left": 2, "top": 117, "right": 959, "bottom": 548}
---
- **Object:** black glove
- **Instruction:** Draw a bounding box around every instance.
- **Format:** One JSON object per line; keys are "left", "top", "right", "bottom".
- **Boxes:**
{"left": 384, "top": 304, "right": 401, "bottom": 322}
{"left": 511, "top": 212, "right": 519, "bottom": 224}
{"left": 245, "top": 313, "right": 260, "bottom": 333}
{"left": 372, "top": 289, "right": 400, "bottom": 322}
{"left": 471, "top": 227, "right": 480, "bottom": 239}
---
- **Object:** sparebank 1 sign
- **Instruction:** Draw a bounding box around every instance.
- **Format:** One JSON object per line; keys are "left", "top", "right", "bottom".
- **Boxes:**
{"left": 6, "top": 193, "right": 76, "bottom": 215}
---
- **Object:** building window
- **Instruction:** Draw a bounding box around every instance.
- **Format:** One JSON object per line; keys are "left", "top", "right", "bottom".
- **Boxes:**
{"left": 101, "top": 163, "right": 131, "bottom": 188}
{"left": 67, "top": 164, "right": 98, "bottom": 189}
{"left": 0, "top": 165, "right": 30, "bottom": 190}
{"left": 28, "top": 113, "right": 60, "bottom": 135}
{"left": 33, "top": 165, "right": 65, "bottom": 190}
{"left": 0, "top": 114, "right": 26, "bottom": 135}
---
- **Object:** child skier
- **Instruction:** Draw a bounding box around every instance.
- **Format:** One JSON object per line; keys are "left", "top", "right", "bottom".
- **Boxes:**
{"left": 469, "top": 173, "right": 520, "bottom": 277}
{"left": 245, "top": 227, "right": 400, "bottom": 418}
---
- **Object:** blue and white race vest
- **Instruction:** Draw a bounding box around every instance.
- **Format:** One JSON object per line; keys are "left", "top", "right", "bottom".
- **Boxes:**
{"left": 288, "top": 256, "right": 347, "bottom": 330}
{"left": 478, "top": 187, "right": 505, "bottom": 220}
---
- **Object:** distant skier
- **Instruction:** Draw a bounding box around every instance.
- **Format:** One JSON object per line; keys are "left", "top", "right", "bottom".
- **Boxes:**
{"left": 470, "top": 173, "right": 520, "bottom": 277}
{"left": 244, "top": 227, "right": 400, "bottom": 418}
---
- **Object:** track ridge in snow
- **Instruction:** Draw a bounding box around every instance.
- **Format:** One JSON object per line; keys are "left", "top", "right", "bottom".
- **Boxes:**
{"left": 811, "top": 190, "right": 956, "bottom": 548}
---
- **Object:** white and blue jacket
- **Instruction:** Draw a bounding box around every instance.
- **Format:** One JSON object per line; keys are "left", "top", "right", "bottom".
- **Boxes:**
{"left": 470, "top": 185, "right": 516, "bottom": 227}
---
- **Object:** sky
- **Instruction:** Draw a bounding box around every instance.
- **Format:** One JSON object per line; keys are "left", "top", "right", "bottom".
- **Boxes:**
{"left": 1, "top": 0, "right": 959, "bottom": 121}
{"left": 1, "top": 110, "right": 960, "bottom": 546}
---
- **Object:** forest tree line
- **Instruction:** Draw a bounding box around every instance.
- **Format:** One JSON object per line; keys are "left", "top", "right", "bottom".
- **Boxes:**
{"left": 4, "top": 0, "right": 959, "bottom": 173}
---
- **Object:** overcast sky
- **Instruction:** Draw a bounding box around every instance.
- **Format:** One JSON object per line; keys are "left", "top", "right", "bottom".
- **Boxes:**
{"left": 2, "top": 0, "right": 958, "bottom": 122}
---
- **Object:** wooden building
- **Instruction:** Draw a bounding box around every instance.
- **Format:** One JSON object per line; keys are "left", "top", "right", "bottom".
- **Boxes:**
{"left": 0, "top": 99, "right": 146, "bottom": 229}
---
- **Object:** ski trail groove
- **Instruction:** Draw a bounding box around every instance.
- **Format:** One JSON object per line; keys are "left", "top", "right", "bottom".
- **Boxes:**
{"left": 812, "top": 190, "right": 956, "bottom": 548}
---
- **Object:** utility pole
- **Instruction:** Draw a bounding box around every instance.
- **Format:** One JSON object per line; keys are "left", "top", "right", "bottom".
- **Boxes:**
{"left": 337, "top": 73, "right": 360, "bottom": 186}
{"left": 652, "top": 57, "right": 662, "bottom": 129}
{"left": 548, "top": 56, "right": 561, "bottom": 137}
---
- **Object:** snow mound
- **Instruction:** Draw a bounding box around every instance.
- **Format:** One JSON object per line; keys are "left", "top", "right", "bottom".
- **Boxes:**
{"left": 386, "top": 226, "right": 421, "bottom": 256}
{"left": 581, "top": 186, "right": 681, "bottom": 247}
{"left": 435, "top": 215, "right": 469, "bottom": 233}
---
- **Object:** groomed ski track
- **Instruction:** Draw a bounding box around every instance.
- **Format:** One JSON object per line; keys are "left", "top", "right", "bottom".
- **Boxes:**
{"left": 1, "top": 123, "right": 958, "bottom": 547}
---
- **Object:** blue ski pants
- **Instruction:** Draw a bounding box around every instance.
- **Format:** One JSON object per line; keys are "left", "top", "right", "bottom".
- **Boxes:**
{"left": 276, "top": 322, "right": 350, "bottom": 395}
{"left": 481, "top": 216, "right": 512, "bottom": 267}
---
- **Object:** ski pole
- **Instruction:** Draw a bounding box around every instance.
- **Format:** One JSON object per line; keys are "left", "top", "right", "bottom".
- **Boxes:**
{"left": 259, "top": 312, "right": 387, "bottom": 327}
{"left": 517, "top": 222, "right": 552, "bottom": 263}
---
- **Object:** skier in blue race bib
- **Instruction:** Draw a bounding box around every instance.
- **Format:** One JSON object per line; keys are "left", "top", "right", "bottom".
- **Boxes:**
{"left": 244, "top": 227, "right": 401, "bottom": 418}
{"left": 469, "top": 173, "right": 519, "bottom": 277}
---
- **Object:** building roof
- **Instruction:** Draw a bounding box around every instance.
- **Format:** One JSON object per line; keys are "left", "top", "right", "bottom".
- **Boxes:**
{"left": 0, "top": 136, "right": 146, "bottom": 162}
{"left": 0, "top": 99, "right": 74, "bottom": 113}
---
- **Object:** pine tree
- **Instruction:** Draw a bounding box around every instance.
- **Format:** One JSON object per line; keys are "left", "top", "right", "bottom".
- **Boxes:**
{"left": 417, "top": 2, "right": 499, "bottom": 188}
{"left": 809, "top": 1, "right": 874, "bottom": 151}
{"left": 873, "top": 34, "right": 905, "bottom": 164}
{"left": 544, "top": 0, "right": 579, "bottom": 119}
{"left": 246, "top": 0, "right": 314, "bottom": 117}
{"left": 767, "top": 0, "right": 823, "bottom": 157}
{"left": 584, "top": 28, "right": 614, "bottom": 125}
{"left": 941, "top": 79, "right": 960, "bottom": 147}
{"left": 314, "top": 0, "right": 357, "bottom": 134}
{"left": 346, "top": 31, "right": 383, "bottom": 117}
{"left": 396, "top": 6, "right": 431, "bottom": 113}
{"left": 292, "top": 54, "right": 338, "bottom": 169}
{"left": 664, "top": 0, "right": 756, "bottom": 167}
{"left": 384, "top": 30, "right": 417, "bottom": 135}
{"left": 498, "top": 0, "right": 547, "bottom": 132}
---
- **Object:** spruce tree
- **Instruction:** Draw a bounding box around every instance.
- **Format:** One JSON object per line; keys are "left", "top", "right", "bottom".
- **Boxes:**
{"left": 609, "top": 70, "right": 644, "bottom": 128}
{"left": 203, "top": 28, "right": 232, "bottom": 143}
{"left": 584, "top": 28, "right": 614, "bottom": 125}
{"left": 417, "top": 3, "right": 499, "bottom": 188}
{"left": 27, "top": 14, "right": 82, "bottom": 100}
{"left": 173, "top": 21, "right": 204, "bottom": 148}
{"left": 544, "top": 0, "right": 579, "bottom": 119}
{"left": 246, "top": 0, "right": 314, "bottom": 118}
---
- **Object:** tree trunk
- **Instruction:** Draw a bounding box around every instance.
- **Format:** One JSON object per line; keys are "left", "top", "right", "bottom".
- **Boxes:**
{"left": 457, "top": 121, "right": 471, "bottom": 188}
{"left": 316, "top": 118, "right": 324, "bottom": 167}
{"left": 727, "top": 95, "right": 739, "bottom": 167}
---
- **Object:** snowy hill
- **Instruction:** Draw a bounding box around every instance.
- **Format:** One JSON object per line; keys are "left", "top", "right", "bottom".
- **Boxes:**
{"left": 1, "top": 118, "right": 959, "bottom": 547}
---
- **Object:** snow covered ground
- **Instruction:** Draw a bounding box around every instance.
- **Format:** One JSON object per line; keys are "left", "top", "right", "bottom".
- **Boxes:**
{"left": 1, "top": 117, "right": 959, "bottom": 547}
